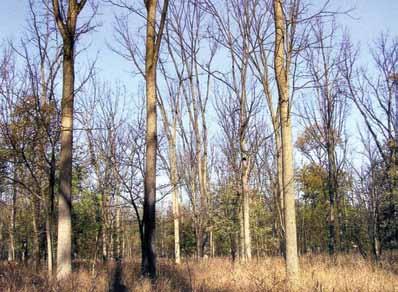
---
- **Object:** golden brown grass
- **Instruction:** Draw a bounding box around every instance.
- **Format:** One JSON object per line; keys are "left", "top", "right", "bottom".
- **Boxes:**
{"left": 0, "top": 255, "right": 397, "bottom": 291}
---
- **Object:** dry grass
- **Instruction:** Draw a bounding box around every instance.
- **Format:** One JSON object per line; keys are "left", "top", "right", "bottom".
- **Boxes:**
{"left": 0, "top": 255, "right": 397, "bottom": 291}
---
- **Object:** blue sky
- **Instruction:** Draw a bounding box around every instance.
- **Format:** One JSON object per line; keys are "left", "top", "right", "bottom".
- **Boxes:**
{"left": 1, "top": 1, "right": 397, "bottom": 82}
{"left": 0, "top": 1, "right": 397, "bottom": 166}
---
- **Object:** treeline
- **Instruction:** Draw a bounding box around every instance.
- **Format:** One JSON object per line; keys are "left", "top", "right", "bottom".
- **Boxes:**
{"left": 0, "top": 0, "right": 397, "bottom": 288}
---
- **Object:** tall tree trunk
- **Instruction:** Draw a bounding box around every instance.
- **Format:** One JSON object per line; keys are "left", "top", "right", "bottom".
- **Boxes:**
{"left": 101, "top": 191, "right": 108, "bottom": 261}
{"left": 8, "top": 166, "right": 17, "bottom": 262}
{"left": 240, "top": 84, "right": 251, "bottom": 260}
{"left": 276, "top": 131, "right": 286, "bottom": 256}
{"left": 46, "top": 212, "right": 53, "bottom": 275}
{"left": 142, "top": 0, "right": 158, "bottom": 278}
{"left": 169, "top": 133, "right": 181, "bottom": 264}
{"left": 141, "top": 0, "right": 168, "bottom": 277}
{"left": 32, "top": 194, "right": 41, "bottom": 272}
{"left": 46, "top": 146, "right": 56, "bottom": 276}
{"left": 273, "top": 0, "right": 300, "bottom": 286}
{"left": 239, "top": 206, "right": 245, "bottom": 259}
{"left": 116, "top": 207, "right": 121, "bottom": 259}
{"left": 327, "top": 125, "right": 337, "bottom": 255}
{"left": 52, "top": 0, "right": 88, "bottom": 279}
{"left": 56, "top": 40, "right": 74, "bottom": 279}
{"left": 241, "top": 166, "right": 251, "bottom": 260}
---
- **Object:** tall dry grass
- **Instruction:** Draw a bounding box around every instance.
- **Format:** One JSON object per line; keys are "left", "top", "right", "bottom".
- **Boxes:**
{"left": 0, "top": 254, "right": 397, "bottom": 291}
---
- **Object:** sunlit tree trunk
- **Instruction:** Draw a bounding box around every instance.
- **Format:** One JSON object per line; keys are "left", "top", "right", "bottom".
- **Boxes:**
{"left": 142, "top": 0, "right": 168, "bottom": 278}
{"left": 32, "top": 191, "right": 41, "bottom": 272}
{"left": 8, "top": 171, "right": 17, "bottom": 262}
{"left": 169, "top": 132, "right": 181, "bottom": 264}
{"left": 52, "top": 0, "right": 88, "bottom": 279}
{"left": 142, "top": 0, "right": 157, "bottom": 278}
{"left": 273, "top": 0, "right": 300, "bottom": 286}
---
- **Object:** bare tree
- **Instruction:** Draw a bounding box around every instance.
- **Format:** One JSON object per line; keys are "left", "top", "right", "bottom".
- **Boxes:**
{"left": 142, "top": 0, "right": 169, "bottom": 278}
{"left": 298, "top": 20, "right": 350, "bottom": 255}
{"left": 273, "top": 0, "right": 299, "bottom": 285}
{"left": 343, "top": 33, "right": 398, "bottom": 259}
{"left": 167, "top": 0, "right": 217, "bottom": 258}
{"left": 51, "top": 0, "right": 91, "bottom": 279}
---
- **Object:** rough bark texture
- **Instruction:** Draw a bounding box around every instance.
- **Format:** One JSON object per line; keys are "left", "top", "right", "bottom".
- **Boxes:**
{"left": 273, "top": 0, "right": 300, "bottom": 286}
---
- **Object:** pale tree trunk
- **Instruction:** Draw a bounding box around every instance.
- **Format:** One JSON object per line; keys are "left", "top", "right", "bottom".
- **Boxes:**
{"left": 46, "top": 155, "right": 54, "bottom": 276}
{"left": 32, "top": 193, "right": 41, "bottom": 272}
{"left": 8, "top": 166, "right": 17, "bottom": 262}
{"left": 275, "top": 128, "right": 286, "bottom": 256}
{"left": 273, "top": 0, "right": 300, "bottom": 286}
{"left": 159, "top": 93, "right": 181, "bottom": 264}
{"left": 169, "top": 134, "right": 181, "bottom": 264}
{"left": 241, "top": 156, "right": 251, "bottom": 260}
{"left": 41, "top": 53, "right": 54, "bottom": 277}
{"left": 239, "top": 206, "right": 244, "bottom": 259}
{"left": 142, "top": 0, "right": 157, "bottom": 277}
{"left": 209, "top": 229, "right": 215, "bottom": 257}
{"left": 116, "top": 207, "right": 121, "bottom": 259}
{"left": 46, "top": 210, "right": 53, "bottom": 275}
{"left": 56, "top": 40, "right": 74, "bottom": 279}
{"left": 52, "top": 0, "right": 88, "bottom": 279}
{"left": 101, "top": 192, "right": 108, "bottom": 261}
{"left": 240, "top": 81, "right": 251, "bottom": 261}
{"left": 45, "top": 168, "right": 55, "bottom": 276}
{"left": 142, "top": 0, "right": 168, "bottom": 278}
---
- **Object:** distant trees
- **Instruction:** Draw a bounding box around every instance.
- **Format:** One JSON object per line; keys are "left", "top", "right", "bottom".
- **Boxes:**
{"left": 343, "top": 34, "right": 398, "bottom": 259}
{"left": 0, "top": 0, "right": 398, "bottom": 287}
{"left": 299, "top": 20, "right": 350, "bottom": 255}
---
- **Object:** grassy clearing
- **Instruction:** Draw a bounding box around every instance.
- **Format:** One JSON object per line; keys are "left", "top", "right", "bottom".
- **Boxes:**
{"left": 0, "top": 255, "right": 397, "bottom": 291}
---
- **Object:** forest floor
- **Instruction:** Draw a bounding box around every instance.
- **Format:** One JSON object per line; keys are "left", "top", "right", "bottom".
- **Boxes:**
{"left": 0, "top": 254, "right": 397, "bottom": 292}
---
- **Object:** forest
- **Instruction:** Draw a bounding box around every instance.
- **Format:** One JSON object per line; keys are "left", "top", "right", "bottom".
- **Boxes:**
{"left": 0, "top": 0, "right": 397, "bottom": 291}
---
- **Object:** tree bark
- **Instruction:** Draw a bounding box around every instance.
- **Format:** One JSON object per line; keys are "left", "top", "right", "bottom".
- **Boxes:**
{"left": 142, "top": 0, "right": 158, "bottom": 278}
{"left": 273, "top": 0, "right": 300, "bottom": 286}
{"left": 169, "top": 133, "right": 181, "bottom": 264}
{"left": 8, "top": 165, "right": 17, "bottom": 262}
{"left": 52, "top": 0, "right": 88, "bottom": 279}
{"left": 32, "top": 192, "right": 41, "bottom": 272}
{"left": 56, "top": 39, "right": 74, "bottom": 279}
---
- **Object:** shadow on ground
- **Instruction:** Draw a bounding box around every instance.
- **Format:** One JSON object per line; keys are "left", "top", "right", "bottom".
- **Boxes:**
{"left": 109, "top": 260, "right": 128, "bottom": 292}
{"left": 108, "top": 260, "right": 230, "bottom": 292}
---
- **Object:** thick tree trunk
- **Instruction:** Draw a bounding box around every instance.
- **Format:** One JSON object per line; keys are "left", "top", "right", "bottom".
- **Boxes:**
{"left": 273, "top": 0, "right": 300, "bottom": 286}
{"left": 56, "top": 41, "right": 74, "bottom": 280}
{"left": 142, "top": 0, "right": 158, "bottom": 278}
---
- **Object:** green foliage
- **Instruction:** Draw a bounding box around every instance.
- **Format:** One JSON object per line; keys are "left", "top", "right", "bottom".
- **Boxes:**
{"left": 72, "top": 190, "right": 100, "bottom": 259}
